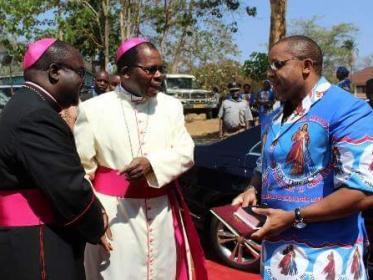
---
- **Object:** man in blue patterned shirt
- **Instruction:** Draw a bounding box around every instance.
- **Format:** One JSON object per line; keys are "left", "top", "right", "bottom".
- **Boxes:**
{"left": 233, "top": 35, "right": 373, "bottom": 279}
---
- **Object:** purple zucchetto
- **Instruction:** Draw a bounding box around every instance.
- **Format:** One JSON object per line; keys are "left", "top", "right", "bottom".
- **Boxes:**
{"left": 115, "top": 37, "right": 150, "bottom": 63}
{"left": 23, "top": 38, "right": 57, "bottom": 70}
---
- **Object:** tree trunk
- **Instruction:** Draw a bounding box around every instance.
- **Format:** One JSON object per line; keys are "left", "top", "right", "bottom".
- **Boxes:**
{"left": 170, "top": 29, "right": 187, "bottom": 73}
{"left": 134, "top": 0, "right": 142, "bottom": 36}
{"left": 269, "top": 0, "right": 287, "bottom": 50}
{"left": 102, "top": 0, "right": 110, "bottom": 71}
{"left": 57, "top": 3, "right": 64, "bottom": 41}
{"left": 119, "top": 0, "right": 142, "bottom": 40}
{"left": 159, "top": 0, "right": 171, "bottom": 54}
{"left": 170, "top": 0, "right": 191, "bottom": 73}
{"left": 119, "top": 1, "right": 126, "bottom": 41}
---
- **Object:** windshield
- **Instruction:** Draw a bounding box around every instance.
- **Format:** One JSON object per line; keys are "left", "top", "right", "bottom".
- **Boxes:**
{"left": 166, "top": 77, "right": 200, "bottom": 90}
{"left": 0, "top": 87, "right": 15, "bottom": 98}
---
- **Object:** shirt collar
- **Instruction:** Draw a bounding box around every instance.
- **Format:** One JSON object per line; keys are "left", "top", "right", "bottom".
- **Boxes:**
{"left": 272, "top": 77, "right": 331, "bottom": 124}
{"left": 117, "top": 84, "right": 148, "bottom": 104}
{"left": 24, "top": 81, "right": 62, "bottom": 112}
{"left": 228, "top": 95, "right": 242, "bottom": 102}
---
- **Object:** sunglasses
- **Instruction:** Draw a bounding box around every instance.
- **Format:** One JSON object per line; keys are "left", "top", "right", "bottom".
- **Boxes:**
{"left": 269, "top": 58, "right": 299, "bottom": 71}
{"left": 56, "top": 63, "right": 86, "bottom": 78}
{"left": 131, "top": 64, "right": 167, "bottom": 75}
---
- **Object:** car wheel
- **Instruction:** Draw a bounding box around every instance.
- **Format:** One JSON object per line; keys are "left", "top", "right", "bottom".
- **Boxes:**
{"left": 209, "top": 215, "right": 261, "bottom": 271}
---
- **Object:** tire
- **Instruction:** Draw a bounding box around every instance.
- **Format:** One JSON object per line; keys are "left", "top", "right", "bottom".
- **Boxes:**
{"left": 206, "top": 110, "right": 213, "bottom": 119}
{"left": 209, "top": 215, "right": 261, "bottom": 272}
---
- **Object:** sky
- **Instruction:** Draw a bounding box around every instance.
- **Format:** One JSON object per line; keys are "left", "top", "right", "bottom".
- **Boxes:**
{"left": 232, "top": 0, "right": 373, "bottom": 65}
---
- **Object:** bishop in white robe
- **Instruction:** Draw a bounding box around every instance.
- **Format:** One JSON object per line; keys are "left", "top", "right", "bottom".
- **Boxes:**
{"left": 74, "top": 37, "right": 207, "bottom": 280}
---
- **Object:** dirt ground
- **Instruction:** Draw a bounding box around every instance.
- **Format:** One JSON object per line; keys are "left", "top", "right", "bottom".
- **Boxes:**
{"left": 185, "top": 114, "right": 219, "bottom": 138}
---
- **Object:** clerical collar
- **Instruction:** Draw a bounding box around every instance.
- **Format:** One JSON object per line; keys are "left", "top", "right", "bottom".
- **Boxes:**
{"left": 24, "top": 81, "right": 62, "bottom": 112}
{"left": 117, "top": 84, "right": 147, "bottom": 104}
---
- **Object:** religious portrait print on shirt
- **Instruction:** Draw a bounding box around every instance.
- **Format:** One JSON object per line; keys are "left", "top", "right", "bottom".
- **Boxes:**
{"left": 269, "top": 244, "right": 308, "bottom": 279}
{"left": 286, "top": 124, "right": 315, "bottom": 176}
{"left": 264, "top": 120, "right": 327, "bottom": 194}
{"left": 313, "top": 250, "right": 343, "bottom": 280}
{"left": 347, "top": 247, "right": 364, "bottom": 280}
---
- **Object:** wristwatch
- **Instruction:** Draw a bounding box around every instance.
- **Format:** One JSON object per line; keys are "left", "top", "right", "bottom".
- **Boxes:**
{"left": 293, "top": 207, "right": 307, "bottom": 229}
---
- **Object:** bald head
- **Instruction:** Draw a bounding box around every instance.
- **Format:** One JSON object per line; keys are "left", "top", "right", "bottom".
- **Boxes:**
{"left": 94, "top": 70, "right": 109, "bottom": 94}
{"left": 109, "top": 74, "right": 121, "bottom": 91}
{"left": 273, "top": 35, "right": 323, "bottom": 75}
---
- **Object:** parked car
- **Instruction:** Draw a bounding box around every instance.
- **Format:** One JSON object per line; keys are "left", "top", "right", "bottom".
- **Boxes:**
{"left": 0, "top": 85, "right": 22, "bottom": 114}
{"left": 179, "top": 126, "right": 262, "bottom": 271}
{"left": 164, "top": 74, "right": 219, "bottom": 118}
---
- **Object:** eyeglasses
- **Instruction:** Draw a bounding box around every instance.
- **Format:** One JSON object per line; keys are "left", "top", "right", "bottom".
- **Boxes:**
{"left": 269, "top": 58, "right": 299, "bottom": 71}
{"left": 131, "top": 64, "right": 167, "bottom": 75}
{"left": 56, "top": 63, "right": 86, "bottom": 78}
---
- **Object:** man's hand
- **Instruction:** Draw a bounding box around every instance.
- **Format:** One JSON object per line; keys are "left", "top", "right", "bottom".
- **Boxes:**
{"left": 232, "top": 187, "right": 257, "bottom": 207}
{"left": 250, "top": 208, "right": 295, "bottom": 242}
{"left": 119, "top": 157, "right": 152, "bottom": 181}
{"left": 100, "top": 212, "right": 113, "bottom": 252}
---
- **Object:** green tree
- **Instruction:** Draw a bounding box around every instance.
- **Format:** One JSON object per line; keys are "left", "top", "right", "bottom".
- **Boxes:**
{"left": 57, "top": 0, "right": 120, "bottom": 71}
{"left": 118, "top": 0, "right": 142, "bottom": 40}
{"left": 143, "top": 0, "right": 254, "bottom": 73}
{"left": 342, "top": 39, "right": 358, "bottom": 72}
{"left": 242, "top": 52, "right": 269, "bottom": 82}
{"left": 0, "top": 0, "right": 257, "bottom": 75}
{"left": 0, "top": 0, "right": 57, "bottom": 63}
{"left": 289, "top": 17, "right": 358, "bottom": 81}
{"left": 192, "top": 59, "right": 248, "bottom": 93}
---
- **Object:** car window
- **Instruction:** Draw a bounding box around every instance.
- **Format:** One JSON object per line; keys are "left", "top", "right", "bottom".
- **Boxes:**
{"left": 167, "top": 78, "right": 192, "bottom": 89}
{"left": 0, "top": 88, "right": 13, "bottom": 98}
{"left": 0, "top": 86, "right": 20, "bottom": 112}
{"left": 0, "top": 92, "right": 10, "bottom": 111}
{"left": 166, "top": 78, "right": 201, "bottom": 90}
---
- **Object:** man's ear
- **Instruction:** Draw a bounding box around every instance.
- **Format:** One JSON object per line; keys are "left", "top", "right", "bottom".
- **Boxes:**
{"left": 48, "top": 64, "right": 60, "bottom": 84}
{"left": 302, "top": 59, "right": 313, "bottom": 75}
{"left": 120, "top": 66, "right": 131, "bottom": 79}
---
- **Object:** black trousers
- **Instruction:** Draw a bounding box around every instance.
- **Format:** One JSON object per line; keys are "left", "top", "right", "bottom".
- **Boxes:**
{"left": 0, "top": 225, "right": 86, "bottom": 280}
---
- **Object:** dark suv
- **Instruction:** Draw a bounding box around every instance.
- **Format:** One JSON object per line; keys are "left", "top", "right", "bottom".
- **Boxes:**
{"left": 179, "top": 126, "right": 262, "bottom": 271}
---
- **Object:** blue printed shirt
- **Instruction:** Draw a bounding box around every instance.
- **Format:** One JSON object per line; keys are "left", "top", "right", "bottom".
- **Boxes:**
{"left": 259, "top": 77, "right": 373, "bottom": 279}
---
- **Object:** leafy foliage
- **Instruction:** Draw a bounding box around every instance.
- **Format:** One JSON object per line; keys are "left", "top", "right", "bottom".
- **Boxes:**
{"left": 0, "top": 0, "right": 256, "bottom": 74}
{"left": 57, "top": 0, "right": 120, "bottom": 67}
{"left": 242, "top": 52, "right": 269, "bottom": 82}
{"left": 289, "top": 17, "right": 358, "bottom": 81}
{"left": 0, "top": 0, "right": 57, "bottom": 62}
{"left": 192, "top": 59, "right": 249, "bottom": 93}
{"left": 141, "top": 0, "right": 254, "bottom": 72}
